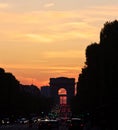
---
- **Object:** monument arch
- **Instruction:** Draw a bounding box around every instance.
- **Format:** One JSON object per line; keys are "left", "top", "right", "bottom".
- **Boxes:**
{"left": 49, "top": 77, "right": 75, "bottom": 106}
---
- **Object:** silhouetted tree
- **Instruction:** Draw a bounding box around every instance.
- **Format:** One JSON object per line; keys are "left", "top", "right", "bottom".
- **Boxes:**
{"left": 0, "top": 68, "right": 53, "bottom": 117}
{"left": 72, "top": 20, "right": 118, "bottom": 117}
{"left": 73, "top": 43, "right": 102, "bottom": 114}
{"left": 0, "top": 68, "right": 19, "bottom": 115}
{"left": 100, "top": 20, "right": 118, "bottom": 104}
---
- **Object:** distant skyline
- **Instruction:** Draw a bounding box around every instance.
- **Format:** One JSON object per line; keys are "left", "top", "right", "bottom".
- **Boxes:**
{"left": 0, "top": 0, "right": 118, "bottom": 87}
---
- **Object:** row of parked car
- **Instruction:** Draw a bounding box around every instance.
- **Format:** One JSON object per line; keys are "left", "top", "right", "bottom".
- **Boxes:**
{"left": 37, "top": 117, "right": 84, "bottom": 130}
{"left": 38, "top": 118, "right": 59, "bottom": 130}
{"left": 0, "top": 116, "right": 85, "bottom": 130}
{"left": 0, "top": 116, "right": 39, "bottom": 125}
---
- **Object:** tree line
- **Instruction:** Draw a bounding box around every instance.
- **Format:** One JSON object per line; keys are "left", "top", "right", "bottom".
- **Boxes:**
{"left": 71, "top": 20, "right": 118, "bottom": 122}
{"left": 0, "top": 68, "right": 53, "bottom": 118}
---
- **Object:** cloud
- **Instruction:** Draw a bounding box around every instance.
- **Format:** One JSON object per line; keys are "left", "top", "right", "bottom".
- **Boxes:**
{"left": 44, "top": 3, "right": 55, "bottom": 8}
{"left": 25, "top": 33, "right": 53, "bottom": 43}
{"left": 43, "top": 50, "right": 84, "bottom": 58}
{"left": 0, "top": 3, "right": 9, "bottom": 9}
{"left": 1, "top": 5, "right": 117, "bottom": 45}
{"left": 0, "top": 7, "right": 107, "bottom": 43}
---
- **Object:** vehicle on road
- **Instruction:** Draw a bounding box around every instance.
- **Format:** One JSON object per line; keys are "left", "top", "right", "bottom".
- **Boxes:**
{"left": 1, "top": 117, "right": 10, "bottom": 125}
{"left": 18, "top": 117, "right": 29, "bottom": 124}
{"left": 38, "top": 118, "right": 59, "bottom": 130}
{"left": 68, "top": 118, "right": 84, "bottom": 130}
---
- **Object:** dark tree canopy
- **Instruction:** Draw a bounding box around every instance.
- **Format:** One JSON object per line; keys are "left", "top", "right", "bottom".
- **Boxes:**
{"left": 85, "top": 43, "right": 100, "bottom": 68}
{"left": 72, "top": 20, "right": 118, "bottom": 119}
{"left": 0, "top": 68, "right": 53, "bottom": 116}
{"left": 100, "top": 20, "right": 118, "bottom": 48}
{"left": 0, "top": 68, "right": 5, "bottom": 74}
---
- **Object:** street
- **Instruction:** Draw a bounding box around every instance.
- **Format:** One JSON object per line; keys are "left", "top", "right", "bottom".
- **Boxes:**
{"left": 0, "top": 122, "right": 69, "bottom": 130}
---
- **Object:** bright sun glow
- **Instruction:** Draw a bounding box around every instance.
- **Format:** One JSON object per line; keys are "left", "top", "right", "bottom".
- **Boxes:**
{"left": 58, "top": 88, "right": 67, "bottom": 95}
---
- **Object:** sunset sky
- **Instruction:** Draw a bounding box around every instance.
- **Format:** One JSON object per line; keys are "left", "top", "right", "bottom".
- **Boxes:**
{"left": 0, "top": 0, "right": 118, "bottom": 88}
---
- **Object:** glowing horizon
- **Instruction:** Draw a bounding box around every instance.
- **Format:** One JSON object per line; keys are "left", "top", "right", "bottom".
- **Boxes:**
{"left": 0, "top": 0, "right": 118, "bottom": 88}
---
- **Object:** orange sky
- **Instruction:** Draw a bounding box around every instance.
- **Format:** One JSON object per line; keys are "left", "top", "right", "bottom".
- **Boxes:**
{"left": 0, "top": 0, "right": 118, "bottom": 88}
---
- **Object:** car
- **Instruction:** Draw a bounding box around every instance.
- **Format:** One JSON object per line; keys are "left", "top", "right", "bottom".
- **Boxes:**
{"left": 30, "top": 116, "right": 38, "bottom": 123}
{"left": 66, "top": 119, "right": 71, "bottom": 127}
{"left": 1, "top": 117, "right": 10, "bottom": 125}
{"left": 19, "top": 117, "right": 29, "bottom": 124}
{"left": 49, "top": 119, "right": 59, "bottom": 129}
{"left": 68, "top": 118, "right": 84, "bottom": 130}
{"left": 38, "top": 119, "right": 51, "bottom": 130}
{"left": 38, "top": 119, "right": 59, "bottom": 130}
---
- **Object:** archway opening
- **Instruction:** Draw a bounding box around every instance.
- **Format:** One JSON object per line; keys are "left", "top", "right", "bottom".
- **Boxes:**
{"left": 58, "top": 88, "right": 67, "bottom": 105}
